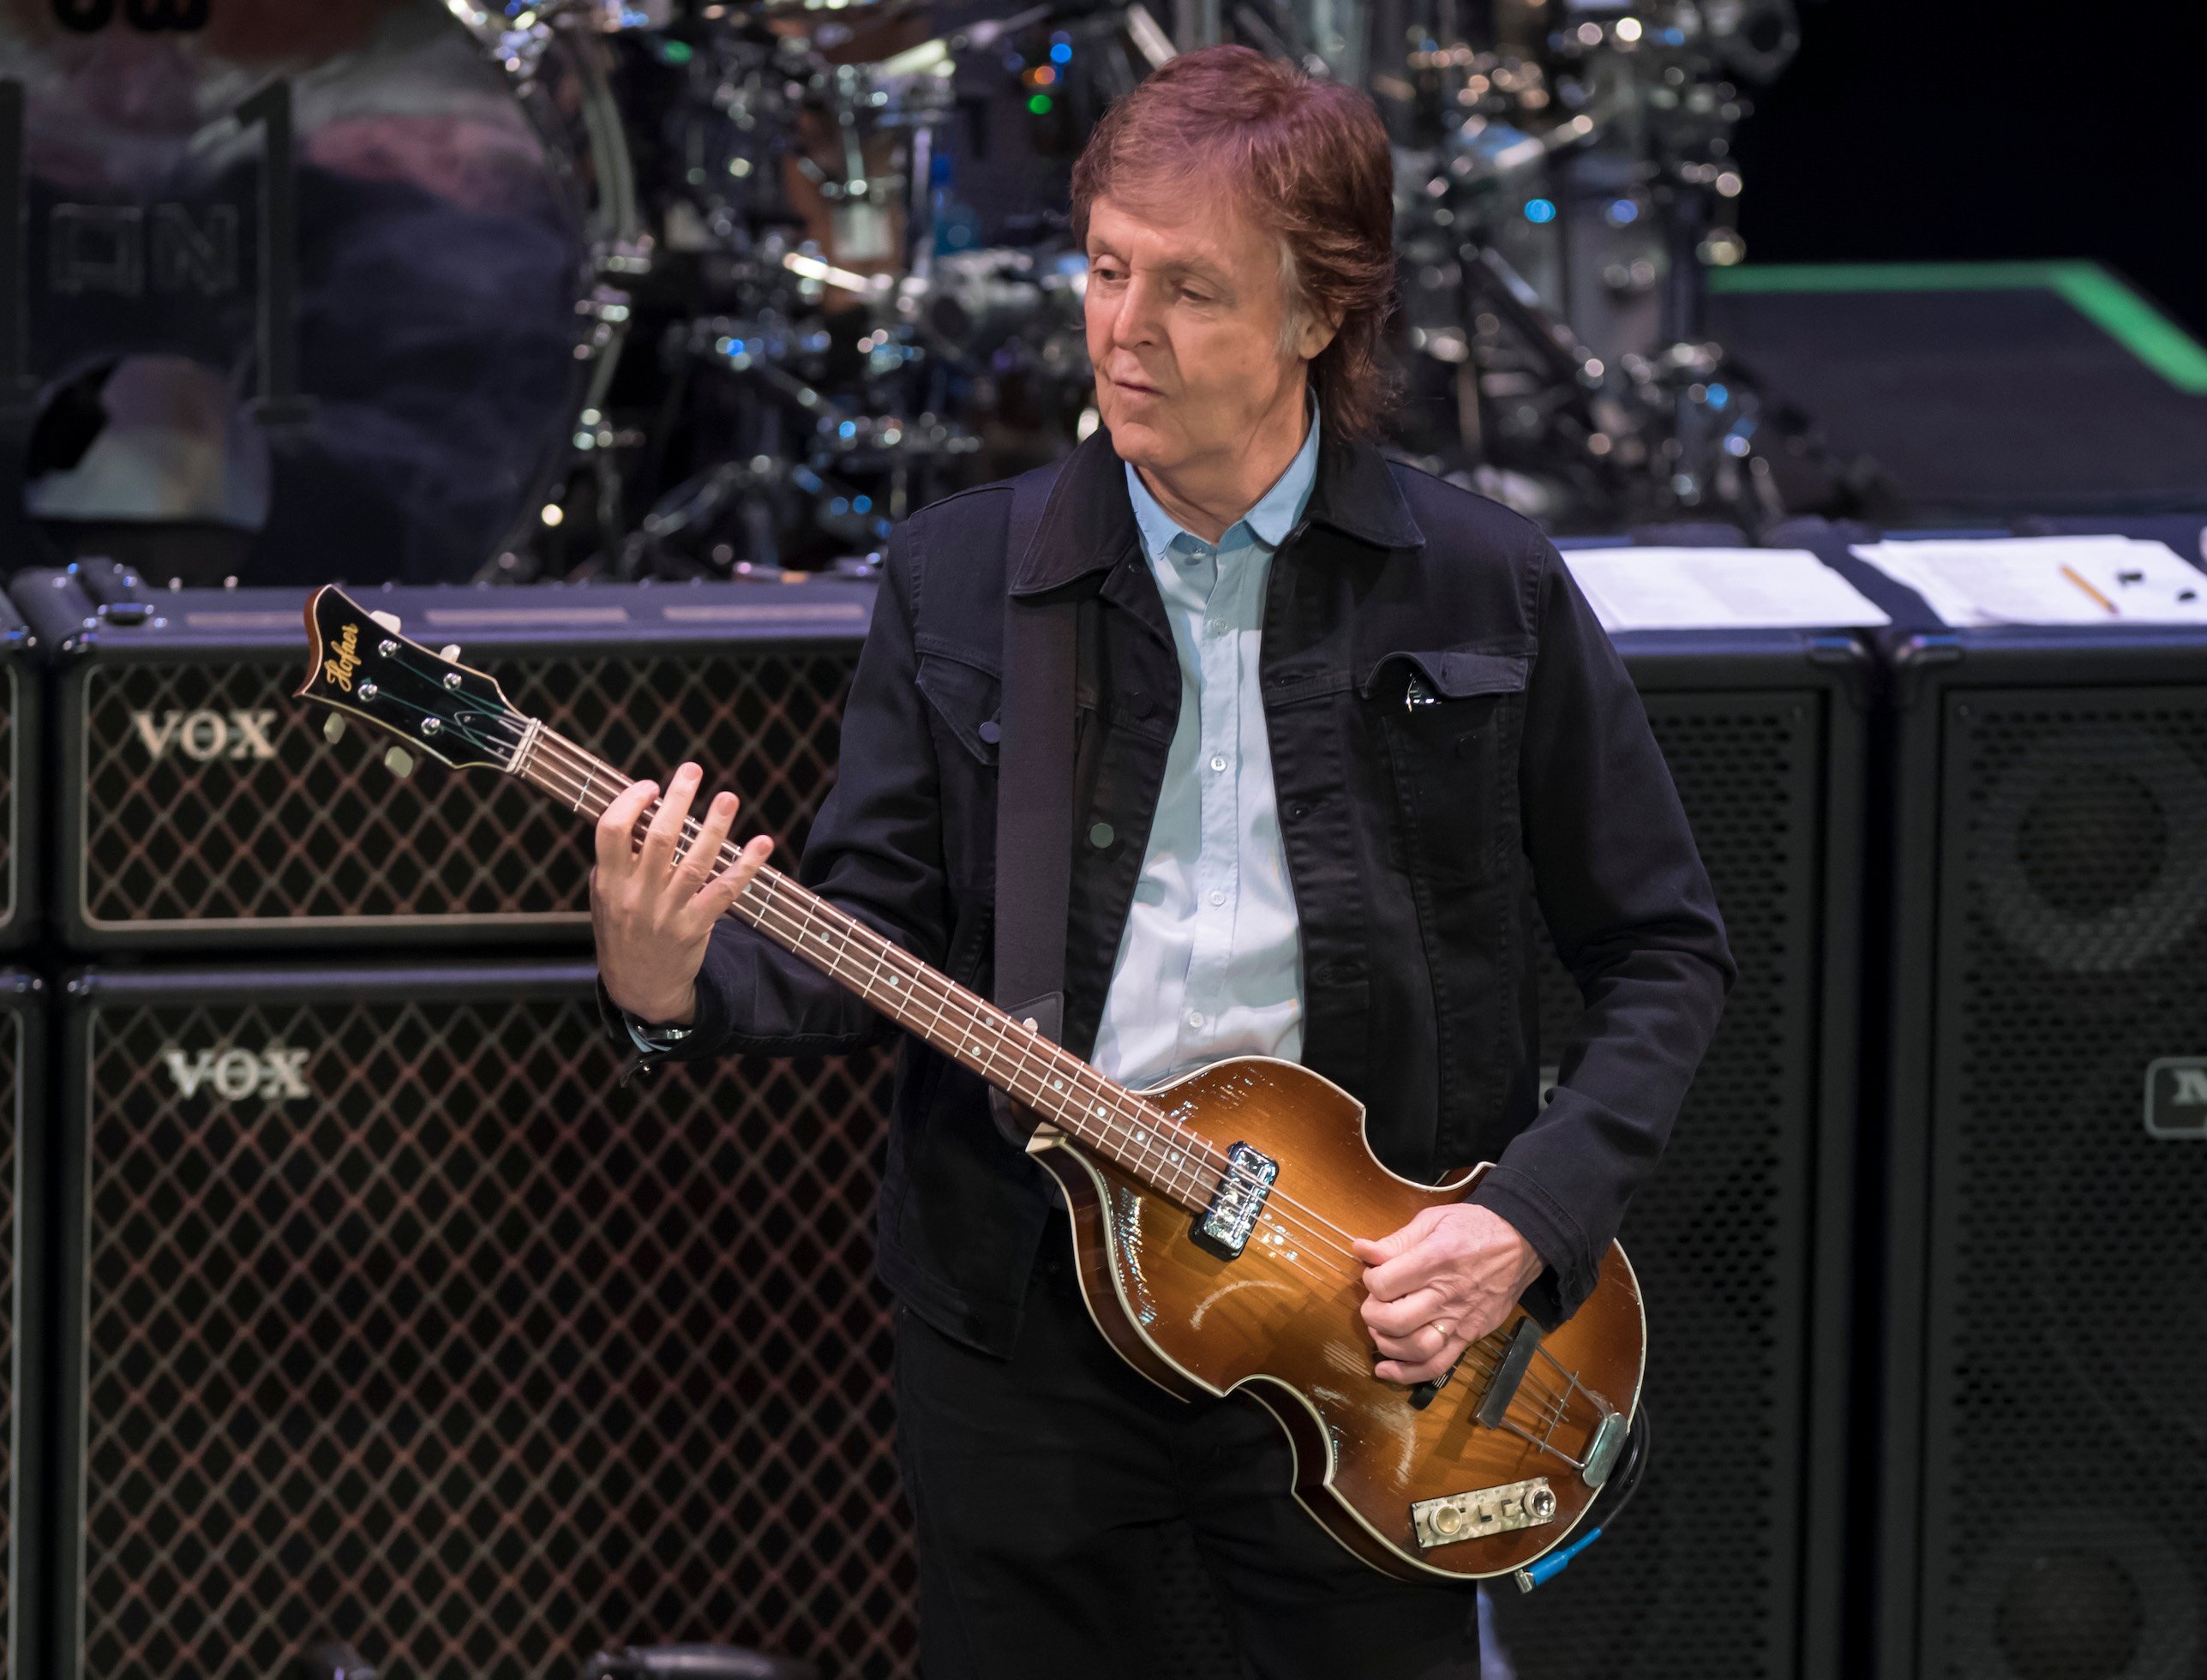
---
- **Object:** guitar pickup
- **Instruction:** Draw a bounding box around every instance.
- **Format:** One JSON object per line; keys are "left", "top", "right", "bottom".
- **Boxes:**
{"left": 1190, "top": 1142, "right": 1277, "bottom": 1259}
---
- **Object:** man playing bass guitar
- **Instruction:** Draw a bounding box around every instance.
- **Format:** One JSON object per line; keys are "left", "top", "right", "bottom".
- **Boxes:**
{"left": 591, "top": 45, "right": 1734, "bottom": 1680}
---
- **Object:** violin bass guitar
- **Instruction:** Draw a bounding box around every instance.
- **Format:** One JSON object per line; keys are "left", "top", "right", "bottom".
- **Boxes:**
{"left": 296, "top": 585, "right": 1647, "bottom": 1585}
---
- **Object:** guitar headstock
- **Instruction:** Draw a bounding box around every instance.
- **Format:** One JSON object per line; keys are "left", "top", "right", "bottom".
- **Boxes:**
{"left": 297, "top": 585, "right": 530, "bottom": 773}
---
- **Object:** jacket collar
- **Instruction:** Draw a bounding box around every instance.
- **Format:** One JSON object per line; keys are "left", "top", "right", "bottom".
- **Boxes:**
{"left": 1007, "top": 423, "right": 1424, "bottom": 597}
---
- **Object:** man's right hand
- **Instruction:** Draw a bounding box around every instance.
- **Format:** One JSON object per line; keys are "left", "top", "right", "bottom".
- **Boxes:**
{"left": 591, "top": 762, "right": 776, "bottom": 1027}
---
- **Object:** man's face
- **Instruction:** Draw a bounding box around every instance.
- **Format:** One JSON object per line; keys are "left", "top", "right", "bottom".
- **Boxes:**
{"left": 1084, "top": 191, "right": 1326, "bottom": 479}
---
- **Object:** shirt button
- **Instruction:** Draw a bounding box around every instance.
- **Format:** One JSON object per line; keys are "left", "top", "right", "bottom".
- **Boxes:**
{"left": 1208, "top": 890, "right": 1226, "bottom": 907}
{"left": 1088, "top": 822, "right": 1115, "bottom": 849}
{"left": 1209, "top": 754, "right": 1228, "bottom": 772}
{"left": 1186, "top": 1011, "right": 1205, "bottom": 1029}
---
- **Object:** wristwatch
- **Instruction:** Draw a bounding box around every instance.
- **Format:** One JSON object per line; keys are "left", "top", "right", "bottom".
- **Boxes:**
{"left": 623, "top": 1011, "right": 693, "bottom": 1054}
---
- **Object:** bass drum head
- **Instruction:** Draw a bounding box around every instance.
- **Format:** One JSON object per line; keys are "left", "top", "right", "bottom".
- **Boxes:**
{"left": 0, "top": 0, "right": 633, "bottom": 585}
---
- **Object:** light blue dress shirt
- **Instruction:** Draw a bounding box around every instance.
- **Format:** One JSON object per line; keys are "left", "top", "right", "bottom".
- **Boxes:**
{"left": 629, "top": 415, "right": 1321, "bottom": 1077}
{"left": 1089, "top": 415, "right": 1318, "bottom": 1090}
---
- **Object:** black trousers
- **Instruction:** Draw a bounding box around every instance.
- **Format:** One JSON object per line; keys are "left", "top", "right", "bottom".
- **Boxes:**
{"left": 894, "top": 1215, "right": 1484, "bottom": 1680}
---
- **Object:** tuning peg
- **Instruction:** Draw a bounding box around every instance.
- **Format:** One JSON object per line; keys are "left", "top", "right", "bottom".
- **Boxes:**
{"left": 322, "top": 713, "right": 345, "bottom": 744}
{"left": 384, "top": 745, "right": 416, "bottom": 777}
{"left": 369, "top": 609, "right": 403, "bottom": 634}
{"left": 438, "top": 644, "right": 462, "bottom": 661}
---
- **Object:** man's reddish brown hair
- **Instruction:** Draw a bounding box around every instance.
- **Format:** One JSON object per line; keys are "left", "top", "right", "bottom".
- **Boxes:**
{"left": 1071, "top": 45, "right": 1398, "bottom": 441}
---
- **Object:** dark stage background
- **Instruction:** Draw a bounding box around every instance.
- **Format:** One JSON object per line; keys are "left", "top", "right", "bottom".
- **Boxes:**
{"left": 1737, "top": 0, "right": 2207, "bottom": 337}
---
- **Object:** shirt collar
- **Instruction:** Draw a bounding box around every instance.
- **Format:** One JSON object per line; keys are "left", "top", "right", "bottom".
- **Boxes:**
{"left": 1124, "top": 405, "right": 1322, "bottom": 561}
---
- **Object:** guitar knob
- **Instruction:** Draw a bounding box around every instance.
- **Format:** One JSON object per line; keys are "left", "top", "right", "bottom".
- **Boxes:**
{"left": 384, "top": 746, "right": 416, "bottom": 777}
{"left": 322, "top": 714, "right": 345, "bottom": 744}
{"left": 369, "top": 609, "right": 403, "bottom": 633}
{"left": 438, "top": 644, "right": 462, "bottom": 661}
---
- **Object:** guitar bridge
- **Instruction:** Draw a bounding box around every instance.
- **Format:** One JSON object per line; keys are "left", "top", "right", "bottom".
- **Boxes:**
{"left": 1190, "top": 1141, "right": 1278, "bottom": 1259}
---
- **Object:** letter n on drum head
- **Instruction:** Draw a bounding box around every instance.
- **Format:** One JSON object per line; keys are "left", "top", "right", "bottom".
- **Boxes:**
{"left": 2144, "top": 1057, "right": 2207, "bottom": 1139}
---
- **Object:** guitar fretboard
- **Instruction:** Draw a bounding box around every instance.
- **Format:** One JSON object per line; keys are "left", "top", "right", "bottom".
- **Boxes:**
{"left": 515, "top": 722, "right": 1227, "bottom": 1214}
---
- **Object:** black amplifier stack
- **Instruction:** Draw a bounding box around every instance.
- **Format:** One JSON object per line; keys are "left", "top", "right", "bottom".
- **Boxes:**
{"left": 3, "top": 572, "right": 910, "bottom": 1680}
{"left": 1, "top": 526, "right": 2204, "bottom": 1680}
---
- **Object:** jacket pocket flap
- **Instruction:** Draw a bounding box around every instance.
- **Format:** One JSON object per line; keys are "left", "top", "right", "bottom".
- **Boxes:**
{"left": 915, "top": 651, "right": 1001, "bottom": 763}
{"left": 1361, "top": 647, "right": 1530, "bottom": 699}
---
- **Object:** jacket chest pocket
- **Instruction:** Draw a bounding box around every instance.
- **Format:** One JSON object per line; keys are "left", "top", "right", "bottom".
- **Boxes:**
{"left": 915, "top": 650, "right": 1000, "bottom": 891}
{"left": 1364, "top": 647, "right": 1529, "bottom": 885}
{"left": 916, "top": 650, "right": 1002, "bottom": 767}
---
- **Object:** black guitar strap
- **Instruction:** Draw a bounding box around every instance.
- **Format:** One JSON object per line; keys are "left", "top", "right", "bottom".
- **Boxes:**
{"left": 990, "top": 464, "right": 1079, "bottom": 1139}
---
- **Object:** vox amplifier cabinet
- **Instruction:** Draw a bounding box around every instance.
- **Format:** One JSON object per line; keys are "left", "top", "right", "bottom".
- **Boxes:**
{"left": 1872, "top": 625, "right": 2207, "bottom": 1680}
{"left": 3, "top": 972, "right": 47, "bottom": 1680}
{"left": 8, "top": 575, "right": 874, "bottom": 952}
{"left": 1489, "top": 629, "right": 1872, "bottom": 1680}
{"left": 56, "top": 964, "right": 906, "bottom": 1680}
{"left": 0, "top": 597, "right": 35, "bottom": 952}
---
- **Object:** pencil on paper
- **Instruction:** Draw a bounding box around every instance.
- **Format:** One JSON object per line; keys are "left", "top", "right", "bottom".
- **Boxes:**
{"left": 2059, "top": 563, "right": 2120, "bottom": 615}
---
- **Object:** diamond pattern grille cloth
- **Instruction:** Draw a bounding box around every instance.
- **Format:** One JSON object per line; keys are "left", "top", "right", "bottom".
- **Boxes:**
{"left": 78, "top": 990, "right": 909, "bottom": 1679}
{"left": 1925, "top": 691, "right": 2207, "bottom": 1680}
{"left": 75, "top": 650, "right": 856, "bottom": 934}
{"left": 1494, "top": 694, "right": 1824, "bottom": 1680}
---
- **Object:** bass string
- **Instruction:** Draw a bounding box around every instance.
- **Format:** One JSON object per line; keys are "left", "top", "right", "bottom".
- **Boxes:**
{"left": 515, "top": 724, "right": 1578, "bottom": 1418}
{"left": 401, "top": 685, "right": 1403, "bottom": 1282}
{"left": 530, "top": 733, "right": 1465, "bottom": 1280}
{"left": 523, "top": 723, "right": 1378, "bottom": 1260}
{"left": 356, "top": 681, "right": 1574, "bottom": 1415}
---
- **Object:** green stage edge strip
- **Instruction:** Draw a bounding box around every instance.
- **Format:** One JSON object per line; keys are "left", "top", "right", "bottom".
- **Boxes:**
{"left": 1708, "top": 260, "right": 2207, "bottom": 395}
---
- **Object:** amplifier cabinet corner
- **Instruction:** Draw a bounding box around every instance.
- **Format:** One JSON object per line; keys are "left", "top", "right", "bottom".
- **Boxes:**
{"left": 53, "top": 962, "right": 910, "bottom": 1680}
{"left": 21, "top": 578, "right": 872, "bottom": 953}
{"left": 1873, "top": 626, "right": 2207, "bottom": 1680}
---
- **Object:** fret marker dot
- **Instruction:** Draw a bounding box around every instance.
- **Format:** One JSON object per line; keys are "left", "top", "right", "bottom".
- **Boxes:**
{"left": 1053, "top": 1079, "right": 1065, "bottom": 1090}
{"left": 1095, "top": 1105, "right": 1106, "bottom": 1117}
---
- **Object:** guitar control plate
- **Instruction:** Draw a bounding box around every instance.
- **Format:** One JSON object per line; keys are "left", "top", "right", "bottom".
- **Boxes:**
{"left": 1411, "top": 1479, "right": 1559, "bottom": 1551}
{"left": 1191, "top": 1141, "right": 1278, "bottom": 1259}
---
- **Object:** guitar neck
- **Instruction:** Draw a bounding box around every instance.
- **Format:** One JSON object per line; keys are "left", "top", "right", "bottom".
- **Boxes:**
{"left": 512, "top": 719, "right": 1222, "bottom": 1215}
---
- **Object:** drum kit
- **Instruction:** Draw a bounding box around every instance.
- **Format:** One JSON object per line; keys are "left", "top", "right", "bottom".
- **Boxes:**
{"left": 0, "top": 0, "right": 1850, "bottom": 587}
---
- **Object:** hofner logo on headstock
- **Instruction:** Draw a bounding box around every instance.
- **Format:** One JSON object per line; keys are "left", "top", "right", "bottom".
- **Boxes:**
{"left": 2145, "top": 1057, "right": 2207, "bottom": 1140}
{"left": 160, "top": 1045, "right": 311, "bottom": 1101}
{"left": 323, "top": 621, "right": 363, "bottom": 693}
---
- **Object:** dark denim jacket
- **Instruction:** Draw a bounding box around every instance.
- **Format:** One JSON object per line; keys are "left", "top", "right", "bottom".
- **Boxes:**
{"left": 604, "top": 428, "right": 1736, "bottom": 1355}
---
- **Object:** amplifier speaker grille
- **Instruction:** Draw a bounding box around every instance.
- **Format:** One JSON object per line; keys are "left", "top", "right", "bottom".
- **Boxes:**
{"left": 1921, "top": 689, "right": 2207, "bottom": 1680}
{"left": 65, "top": 974, "right": 910, "bottom": 1680}
{"left": 72, "top": 649, "right": 855, "bottom": 943}
{"left": 1494, "top": 692, "right": 1831, "bottom": 1680}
